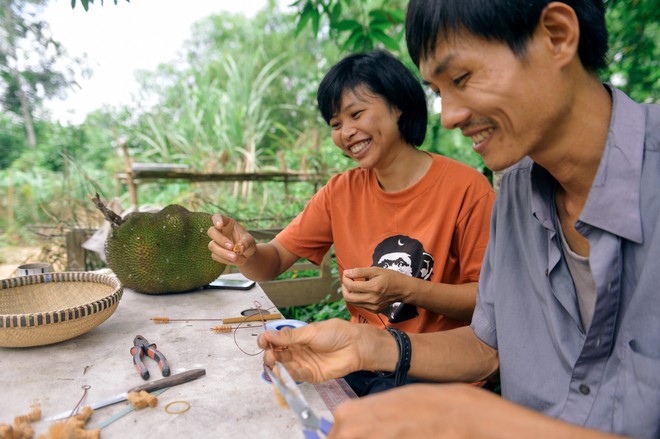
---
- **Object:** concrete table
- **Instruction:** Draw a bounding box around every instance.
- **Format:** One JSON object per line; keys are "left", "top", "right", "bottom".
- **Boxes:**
{"left": 0, "top": 273, "right": 353, "bottom": 437}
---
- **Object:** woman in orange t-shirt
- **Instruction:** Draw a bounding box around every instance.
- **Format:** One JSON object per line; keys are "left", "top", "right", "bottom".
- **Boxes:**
{"left": 208, "top": 50, "right": 494, "bottom": 395}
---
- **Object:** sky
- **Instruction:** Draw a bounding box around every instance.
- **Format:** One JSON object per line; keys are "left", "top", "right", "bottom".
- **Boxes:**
{"left": 42, "top": 0, "right": 291, "bottom": 124}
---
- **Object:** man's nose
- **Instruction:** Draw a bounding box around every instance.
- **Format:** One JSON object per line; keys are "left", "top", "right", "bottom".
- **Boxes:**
{"left": 438, "top": 94, "right": 471, "bottom": 130}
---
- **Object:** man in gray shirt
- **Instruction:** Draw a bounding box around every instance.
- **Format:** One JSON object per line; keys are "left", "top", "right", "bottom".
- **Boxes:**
{"left": 258, "top": 0, "right": 660, "bottom": 437}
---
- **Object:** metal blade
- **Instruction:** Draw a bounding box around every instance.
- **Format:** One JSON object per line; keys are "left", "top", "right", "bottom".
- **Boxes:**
{"left": 41, "top": 368, "right": 206, "bottom": 423}
{"left": 42, "top": 392, "right": 128, "bottom": 422}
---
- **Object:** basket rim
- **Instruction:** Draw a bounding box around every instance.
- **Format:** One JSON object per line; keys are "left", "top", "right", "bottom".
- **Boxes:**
{"left": 0, "top": 272, "right": 123, "bottom": 329}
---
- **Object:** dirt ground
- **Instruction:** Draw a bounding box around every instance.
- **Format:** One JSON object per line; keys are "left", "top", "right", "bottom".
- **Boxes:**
{"left": 0, "top": 246, "right": 45, "bottom": 278}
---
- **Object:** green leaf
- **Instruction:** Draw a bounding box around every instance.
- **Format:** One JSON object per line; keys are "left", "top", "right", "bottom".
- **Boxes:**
{"left": 294, "top": 6, "right": 314, "bottom": 37}
{"left": 371, "top": 29, "right": 401, "bottom": 52}
{"left": 386, "top": 9, "right": 406, "bottom": 23}
{"left": 361, "top": 35, "right": 374, "bottom": 51}
{"left": 332, "top": 19, "right": 361, "bottom": 31}
{"left": 330, "top": 2, "right": 342, "bottom": 23}
{"left": 311, "top": 9, "right": 321, "bottom": 36}
{"left": 342, "top": 28, "right": 364, "bottom": 51}
{"left": 368, "top": 9, "right": 391, "bottom": 22}
{"left": 369, "top": 21, "right": 391, "bottom": 32}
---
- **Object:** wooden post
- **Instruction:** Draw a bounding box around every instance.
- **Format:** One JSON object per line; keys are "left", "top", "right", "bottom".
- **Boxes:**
{"left": 66, "top": 229, "right": 88, "bottom": 271}
{"left": 277, "top": 150, "right": 289, "bottom": 196}
{"left": 120, "top": 142, "right": 139, "bottom": 208}
{"left": 7, "top": 169, "right": 14, "bottom": 231}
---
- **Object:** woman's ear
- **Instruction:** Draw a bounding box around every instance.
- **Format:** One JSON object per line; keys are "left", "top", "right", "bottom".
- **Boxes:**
{"left": 391, "top": 106, "right": 402, "bottom": 121}
{"left": 537, "top": 2, "right": 580, "bottom": 68}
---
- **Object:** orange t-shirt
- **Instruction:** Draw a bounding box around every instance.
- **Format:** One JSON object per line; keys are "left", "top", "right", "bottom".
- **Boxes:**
{"left": 277, "top": 153, "right": 495, "bottom": 333}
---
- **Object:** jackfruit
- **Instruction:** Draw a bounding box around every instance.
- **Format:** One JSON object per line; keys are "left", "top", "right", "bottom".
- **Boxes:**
{"left": 91, "top": 194, "right": 225, "bottom": 294}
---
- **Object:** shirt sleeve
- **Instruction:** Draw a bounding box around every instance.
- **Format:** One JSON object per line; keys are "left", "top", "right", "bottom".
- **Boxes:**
{"left": 470, "top": 193, "right": 499, "bottom": 350}
{"left": 276, "top": 182, "right": 334, "bottom": 266}
{"left": 453, "top": 178, "right": 496, "bottom": 283}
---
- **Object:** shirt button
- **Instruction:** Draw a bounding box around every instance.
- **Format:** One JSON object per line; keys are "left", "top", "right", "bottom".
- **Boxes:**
{"left": 544, "top": 269, "right": 549, "bottom": 277}
{"left": 579, "top": 384, "right": 591, "bottom": 395}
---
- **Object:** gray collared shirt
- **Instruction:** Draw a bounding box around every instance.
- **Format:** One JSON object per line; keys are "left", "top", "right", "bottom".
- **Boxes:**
{"left": 471, "top": 87, "right": 660, "bottom": 438}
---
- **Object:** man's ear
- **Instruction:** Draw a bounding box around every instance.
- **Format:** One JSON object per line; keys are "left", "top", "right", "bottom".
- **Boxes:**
{"left": 537, "top": 2, "right": 580, "bottom": 68}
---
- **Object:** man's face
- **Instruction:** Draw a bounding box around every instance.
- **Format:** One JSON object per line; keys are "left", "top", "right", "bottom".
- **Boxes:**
{"left": 419, "top": 31, "right": 571, "bottom": 171}
{"left": 377, "top": 252, "right": 413, "bottom": 276}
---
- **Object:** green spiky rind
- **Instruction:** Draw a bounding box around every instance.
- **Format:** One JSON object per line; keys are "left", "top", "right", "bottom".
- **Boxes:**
{"left": 106, "top": 205, "right": 226, "bottom": 294}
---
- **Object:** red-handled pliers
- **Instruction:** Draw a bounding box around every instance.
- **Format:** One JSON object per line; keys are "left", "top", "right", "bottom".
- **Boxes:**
{"left": 130, "top": 335, "right": 171, "bottom": 380}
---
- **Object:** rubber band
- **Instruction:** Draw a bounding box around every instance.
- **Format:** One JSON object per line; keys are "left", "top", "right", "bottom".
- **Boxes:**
{"left": 165, "top": 400, "right": 191, "bottom": 415}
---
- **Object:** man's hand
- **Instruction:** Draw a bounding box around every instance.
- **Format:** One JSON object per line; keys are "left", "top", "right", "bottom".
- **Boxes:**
{"left": 342, "top": 267, "right": 412, "bottom": 313}
{"left": 329, "top": 383, "right": 615, "bottom": 439}
{"left": 207, "top": 214, "right": 257, "bottom": 266}
{"left": 257, "top": 319, "right": 395, "bottom": 383}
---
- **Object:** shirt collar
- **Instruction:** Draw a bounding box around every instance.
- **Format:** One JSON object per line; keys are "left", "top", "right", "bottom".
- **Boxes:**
{"left": 579, "top": 86, "right": 644, "bottom": 243}
{"left": 530, "top": 86, "right": 645, "bottom": 243}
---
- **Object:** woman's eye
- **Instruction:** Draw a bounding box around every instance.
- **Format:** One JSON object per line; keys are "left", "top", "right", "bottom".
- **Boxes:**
{"left": 351, "top": 110, "right": 362, "bottom": 119}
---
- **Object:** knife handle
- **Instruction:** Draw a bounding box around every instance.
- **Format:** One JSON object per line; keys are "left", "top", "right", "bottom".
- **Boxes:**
{"left": 129, "top": 368, "right": 206, "bottom": 393}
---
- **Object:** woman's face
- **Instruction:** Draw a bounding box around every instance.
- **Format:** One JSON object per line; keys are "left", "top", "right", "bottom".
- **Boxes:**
{"left": 328, "top": 87, "right": 404, "bottom": 169}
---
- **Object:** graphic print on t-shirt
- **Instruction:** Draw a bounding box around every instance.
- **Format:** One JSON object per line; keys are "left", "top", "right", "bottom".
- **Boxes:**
{"left": 372, "top": 234, "right": 434, "bottom": 322}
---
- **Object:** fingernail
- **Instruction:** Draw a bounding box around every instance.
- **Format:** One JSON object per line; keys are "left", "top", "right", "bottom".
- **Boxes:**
{"left": 224, "top": 242, "right": 233, "bottom": 250}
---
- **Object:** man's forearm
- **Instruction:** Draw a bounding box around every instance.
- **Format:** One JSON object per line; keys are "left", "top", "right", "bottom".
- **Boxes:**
{"left": 359, "top": 325, "right": 498, "bottom": 384}
{"left": 410, "top": 326, "right": 499, "bottom": 382}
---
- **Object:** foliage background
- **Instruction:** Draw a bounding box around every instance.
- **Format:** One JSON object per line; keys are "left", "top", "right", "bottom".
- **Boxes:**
{"left": 1, "top": 0, "right": 658, "bottom": 319}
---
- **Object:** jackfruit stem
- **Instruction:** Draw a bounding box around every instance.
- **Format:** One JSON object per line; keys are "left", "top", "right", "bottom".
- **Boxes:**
{"left": 89, "top": 192, "right": 126, "bottom": 227}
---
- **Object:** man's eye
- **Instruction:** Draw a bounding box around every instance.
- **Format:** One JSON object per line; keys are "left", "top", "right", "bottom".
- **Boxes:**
{"left": 453, "top": 73, "right": 469, "bottom": 86}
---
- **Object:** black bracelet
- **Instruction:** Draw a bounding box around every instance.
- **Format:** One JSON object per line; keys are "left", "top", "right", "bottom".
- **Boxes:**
{"left": 380, "top": 327, "right": 412, "bottom": 387}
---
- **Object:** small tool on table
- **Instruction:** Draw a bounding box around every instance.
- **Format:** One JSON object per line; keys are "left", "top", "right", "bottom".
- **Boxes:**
{"left": 264, "top": 361, "right": 333, "bottom": 439}
{"left": 130, "top": 335, "right": 170, "bottom": 380}
{"left": 43, "top": 368, "right": 206, "bottom": 422}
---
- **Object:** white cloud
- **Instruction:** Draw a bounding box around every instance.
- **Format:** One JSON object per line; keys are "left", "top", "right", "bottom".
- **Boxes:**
{"left": 42, "top": 0, "right": 288, "bottom": 124}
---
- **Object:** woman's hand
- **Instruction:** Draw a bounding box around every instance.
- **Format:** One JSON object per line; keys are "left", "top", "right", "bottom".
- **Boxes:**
{"left": 207, "top": 214, "right": 257, "bottom": 266}
{"left": 341, "top": 267, "right": 412, "bottom": 313}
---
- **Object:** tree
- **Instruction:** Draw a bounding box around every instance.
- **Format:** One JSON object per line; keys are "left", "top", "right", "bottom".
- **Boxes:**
{"left": 70, "top": 0, "right": 129, "bottom": 12}
{"left": 604, "top": 0, "right": 659, "bottom": 103}
{"left": 0, "top": 0, "right": 87, "bottom": 147}
{"left": 291, "top": 0, "right": 407, "bottom": 54}
{"left": 291, "top": 0, "right": 659, "bottom": 104}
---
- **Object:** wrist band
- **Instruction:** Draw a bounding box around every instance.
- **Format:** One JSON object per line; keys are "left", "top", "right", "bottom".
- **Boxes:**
{"left": 379, "top": 327, "right": 412, "bottom": 386}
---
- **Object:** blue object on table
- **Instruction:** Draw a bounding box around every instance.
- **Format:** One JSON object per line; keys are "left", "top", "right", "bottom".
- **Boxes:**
{"left": 264, "top": 361, "right": 333, "bottom": 438}
{"left": 265, "top": 319, "right": 308, "bottom": 331}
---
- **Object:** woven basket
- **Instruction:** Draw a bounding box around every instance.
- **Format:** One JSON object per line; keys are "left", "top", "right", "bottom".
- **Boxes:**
{"left": 0, "top": 272, "right": 123, "bottom": 348}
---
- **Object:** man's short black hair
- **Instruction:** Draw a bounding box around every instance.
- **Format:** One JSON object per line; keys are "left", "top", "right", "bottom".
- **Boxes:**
{"left": 405, "top": 0, "right": 608, "bottom": 73}
{"left": 317, "top": 50, "right": 428, "bottom": 147}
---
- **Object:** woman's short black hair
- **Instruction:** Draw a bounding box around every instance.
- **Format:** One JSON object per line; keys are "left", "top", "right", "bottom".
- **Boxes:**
{"left": 317, "top": 50, "right": 427, "bottom": 147}
{"left": 405, "top": 0, "right": 608, "bottom": 73}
